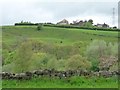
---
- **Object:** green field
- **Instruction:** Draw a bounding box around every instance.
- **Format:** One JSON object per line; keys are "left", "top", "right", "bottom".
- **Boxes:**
{"left": 2, "top": 26, "right": 118, "bottom": 45}
{"left": 2, "top": 76, "right": 118, "bottom": 88}
{"left": 2, "top": 25, "right": 119, "bottom": 88}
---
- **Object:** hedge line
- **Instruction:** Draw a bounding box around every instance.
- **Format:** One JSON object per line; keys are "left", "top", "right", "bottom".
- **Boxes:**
{"left": 15, "top": 23, "right": 120, "bottom": 31}
{"left": 15, "top": 23, "right": 41, "bottom": 26}
{"left": 44, "top": 24, "right": 120, "bottom": 31}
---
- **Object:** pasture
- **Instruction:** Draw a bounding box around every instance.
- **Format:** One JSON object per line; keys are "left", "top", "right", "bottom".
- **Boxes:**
{"left": 2, "top": 76, "right": 118, "bottom": 88}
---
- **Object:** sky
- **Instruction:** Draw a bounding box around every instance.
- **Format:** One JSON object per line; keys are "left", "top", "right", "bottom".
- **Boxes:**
{"left": 1, "top": 0, "right": 120, "bottom": 27}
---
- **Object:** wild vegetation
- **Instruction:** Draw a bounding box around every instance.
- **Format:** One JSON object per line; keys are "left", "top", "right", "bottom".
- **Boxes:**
{"left": 2, "top": 25, "right": 119, "bottom": 88}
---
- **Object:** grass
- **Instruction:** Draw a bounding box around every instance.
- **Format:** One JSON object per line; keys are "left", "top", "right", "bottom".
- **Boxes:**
{"left": 2, "top": 25, "right": 119, "bottom": 88}
{"left": 2, "top": 76, "right": 118, "bottom": 88}
{"left": 2, "top": 26, "right": 118, "bottom": 46}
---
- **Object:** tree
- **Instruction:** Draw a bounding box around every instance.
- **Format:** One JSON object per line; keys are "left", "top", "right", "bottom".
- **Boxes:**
{"left": 88, "top": 19, "right": 93, "bottom": 24}
{"left": 14, "top": 40, "right": 33, "bottom": 73}
{"left": 37, "top": 24, "right": 43, "bottom": 31}
{"left": 84, "top": 22, "right": 93, "bottom": 27}
{"left": 86, "top": 40, "right": 107, "bottom": 59}
{"left": 86, "top": 40, "right": 118, "bottom": 71}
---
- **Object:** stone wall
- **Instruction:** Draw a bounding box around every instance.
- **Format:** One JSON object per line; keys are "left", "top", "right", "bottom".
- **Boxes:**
{"left": 1, "top": 69, "right": 119, "bottom": 80}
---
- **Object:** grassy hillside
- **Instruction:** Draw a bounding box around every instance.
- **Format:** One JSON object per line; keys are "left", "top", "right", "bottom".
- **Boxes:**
{"left": 2, "top": 26, "right": 118, "bottom": 45}
{"left": 2, "top": 25, "right": 119, "bottom": 88}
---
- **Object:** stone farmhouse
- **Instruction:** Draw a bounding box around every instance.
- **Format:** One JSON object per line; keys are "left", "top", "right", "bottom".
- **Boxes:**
{"left": 57, "top": 19, "right": 69, "bottom": 25}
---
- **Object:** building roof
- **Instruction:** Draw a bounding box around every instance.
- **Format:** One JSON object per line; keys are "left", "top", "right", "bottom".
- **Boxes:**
{"left": 57, "top": 19, "right": 69, "bottom": 24}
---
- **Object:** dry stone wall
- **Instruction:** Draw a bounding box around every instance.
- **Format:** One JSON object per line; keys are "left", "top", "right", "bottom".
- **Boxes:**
{"left": 1, "top": 69, "right": 119, "bottom": 80}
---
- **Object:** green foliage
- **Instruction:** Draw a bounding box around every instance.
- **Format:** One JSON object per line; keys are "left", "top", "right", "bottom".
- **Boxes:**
{"left": 29, "top": 53, "right": 49, "bottom": 70}
{"left": 107, "top": 42, "right": 119, "bottom": 57}
{"left": 2, "top": 26, "right": 118, "bottom": 73}
{"left": 37, "top": 24, "right": 43, "bottom": 31}
{"left": 86, "top": 40, "right": 118, "bottom": 59}
{"left": 2, "top": 63, "right": 15, "bottom": 73}
{"left": 2, "top": 50, "right": 16, "bottom": 65}
{"left": 66, "top": 55, "right": 91, "bottom": 70}
{"left": 83, "top": 22, "right": 93, "bottom": 28}
{"left": 14, "top": 40, "right": 34, "bottom": 73}
{"left": 86, "top": 40, "right": 118, "bottom": 71}
{"left": 111, "top": 42, "right": 118, "bottom": 57}
{"left": 86, "top": 40, "right": 107, "bottom": 59}
{"left": 47, "top": 57, "right": 58, "bottom": 69}
{"left": 44, "top": 23, "right": 119, "bottom": 31}
{"left": 88, "top": 19, "right": 93, "bottom": 24}
{"left": 90, "top": 59, "right": 99, "bottom": 71}
{"left": 14, "top": 21, "right": 37, "bottom": 26}
{"left": 55, "top": 45, "right": 80, "bottom": 60}
{"left": 2, "top": 25, "right": 119, "bottom": 88}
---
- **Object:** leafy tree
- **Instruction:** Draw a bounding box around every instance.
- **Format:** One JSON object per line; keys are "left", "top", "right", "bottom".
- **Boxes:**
{"left": 37, "top": 24, "right": 43, "bottom": 31}
{"left": 84, "top": 22, "right": 93, "bottom": 27}
{"left": 86, "top": 40, "right": 118, "bottom": 71}
{"left": 88, "top": 19, "right": 93, "bottom": 24}
{"left": 86, "top": 40, "right": 107, "bottom": 59}
{"left": 14, "top": 40, "right": 33, "bottom": 73}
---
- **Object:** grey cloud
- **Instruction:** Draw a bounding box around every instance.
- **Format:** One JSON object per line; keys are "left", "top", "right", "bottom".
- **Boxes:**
{"left": 34, "top": 2, "right": 118, "bottom": 20}
{"left": 1, "top": 1, "right": 119, "bottom": 26}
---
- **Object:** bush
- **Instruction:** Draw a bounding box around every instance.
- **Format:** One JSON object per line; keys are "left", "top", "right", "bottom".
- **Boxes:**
{"left": 37, "top": 24, "right": 43, "bottom": 31}
{"left": 86, "top": 40, "right": 118, "bottom": 71}
{"left": 13, "top": 40, "right": 34, "bottom": 73}
{"left": 55, "top": 45, "right": 80, "bottom": 60}
{"left": 86, "top": 40, "right": 107, "bottom": 59}
{"left": 65, "top": 55, "right": 91, "bottom": 70}
{"left": 3, "top": 63, "right": 15, "bottom": 73}
{"left": 47, "top": 57, "right": 58, "bottom": 70}
{"left": 90, "top": 59, "right": 99, "bottom": 71}
{"left": 29, "top": 53, "right": 49, "bottom": 70}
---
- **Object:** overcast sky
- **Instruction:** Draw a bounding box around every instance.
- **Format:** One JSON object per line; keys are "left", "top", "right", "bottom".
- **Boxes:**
{"left": 1, "top": 0, "right": 119, "bottom": 27}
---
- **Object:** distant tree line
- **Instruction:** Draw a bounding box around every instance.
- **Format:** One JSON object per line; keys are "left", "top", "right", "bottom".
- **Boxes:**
{"left": 44, "top": 24, "right": 120, "bottom": 31}
{"left": 15, "top": 21, "right": 42, "bottom": 26}
{"left": 14, "top": 21, "right": 120, "bottom": 31}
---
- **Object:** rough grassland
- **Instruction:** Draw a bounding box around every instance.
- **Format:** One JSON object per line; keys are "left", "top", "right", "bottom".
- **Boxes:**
{"left": 2, "top": 26, "right": 118, "bottom": 46}
{"left": 2, "top": 26, "right": 118, "bottom": 88}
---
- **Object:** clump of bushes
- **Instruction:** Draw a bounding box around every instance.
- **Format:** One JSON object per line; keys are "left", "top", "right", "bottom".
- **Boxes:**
{"left": 65, "top": 55, "right": 91, "bottom": 70}
{"left": 3, "top": 38, "right": 118, "bottom": 73}
{"left": 13, "top": 40, "right": 34, "bottom": 73}
{"left": 86, "top": 40, "right": 118, "bottom": 71}
{"left": 29, "top": 53, "right": 49, "bottom": 70}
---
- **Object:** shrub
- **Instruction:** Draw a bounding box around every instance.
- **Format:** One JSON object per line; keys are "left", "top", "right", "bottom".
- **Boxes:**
{"left": 65, "top": 55, "right": 91, "bottom": 70}
{"left": 111, "top": 42, "right": 118, "bottom": 57}
{"left": 57, "top": 59, "right": 66, "bottom": 71}
{"left": 90, "top": 59, "right": 99, "bottom": 71}
{"left": 37, "top": 24, "right": 43, "bottom": 31}
{"left": 3, "top": 63, "right": 15, "bottom": 73}
{"left": 3, "top": 50, "right": 16, "bottom": 66}
{"left": 55, "top": 45, "right": 80, "bottom": 60}
{"left": 29, "top": 53, "right": 49, "bottom": 70}
{"left": 86, "top": 40, "right": 107, "bottom": 59}
{"left": 86, "top": 40, "right": 118, "bottom": 71}
{"left": 47, "top": 57, "right": 58, "bottom": 70}
{"left": 13, "top": 40, "right": 34, "bottom": 73}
